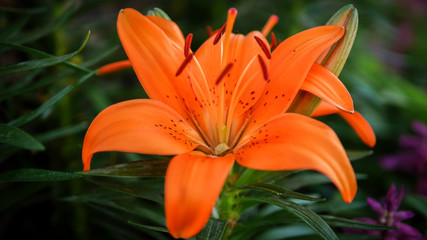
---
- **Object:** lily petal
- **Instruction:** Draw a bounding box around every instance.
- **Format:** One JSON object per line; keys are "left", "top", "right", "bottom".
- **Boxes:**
{"left": 312, "top": 103, "right": 376, "bottom": 147}
{"left": 339, "top": 111, "right": 376, "bottom": 147}
{"left": 235, "top": 113, "right": 357, "bottom": 203}
{"left": 302, "top": 63, "right": 354, "bottom": 113}
{"left": 146, "top": 15, "right": 185, "bottom": 47}
{"left": 165, "top": 151, "right": 235, "bottom": 238}
{"left": 82, "top": 99, "right": 201, "bottom": 171}
{"left": 117, "top": 8, "right": 196, "bottom": 120}
{"left": 246, "top": 25, "right": 344, "bottom": 134}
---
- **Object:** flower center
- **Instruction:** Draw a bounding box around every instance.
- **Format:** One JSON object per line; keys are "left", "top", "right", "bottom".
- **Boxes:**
{"left": 215, "top": 143, "right": 231, "bottom": 156}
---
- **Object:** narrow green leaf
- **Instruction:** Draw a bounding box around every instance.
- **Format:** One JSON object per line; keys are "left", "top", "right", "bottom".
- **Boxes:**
{"left": 81, "top": 45, "right": 119, "bottom": 68}
{"left": 346, "top": 150, "right": 373, "bottom": 161}
{"left": 0, "top": 168, "right": 82, "bottom": 183}
{"left": 0, "top": 31, "right": 90, "bottom": 75}
{"left": 1, "top": 41, "right": 93, "bottom": 73}
{"left": 238, "top": 183, "right": 324, "bottom": 202}
{"left": 8, "top": 70, "right": 97, "bottom": 127}
{"left": 196, "top": 218, "right": 228, "bottom": 240}
{"left": 320, "top": 215, "right": 395, "bottom": 231}
{"left": 80, "top": 159, "right": 169, "bottom": 178}
{"left": 70, "top": 196, "right": 165, "bottom": 225}
{"left": 85, "top": 177, "right": 163, "bottom": 203}
{"left": 128, "top": 221, "right": 168, "bottom": 233}
{"left": 36, "top": 122, "right": 88, "bottom": 142}
{"left": 244, "top": 196, "right": 338, "bottom": 240}
{"left": 0, "top": 123, "right": 44, "bottom": 150}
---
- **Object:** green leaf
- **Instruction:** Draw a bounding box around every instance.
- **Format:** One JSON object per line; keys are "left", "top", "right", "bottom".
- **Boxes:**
{"left": 1, "top": 41, "right": 93, "bottom": 74}
{"left": 237, "top": 183, "right": 324, "bottom": 202}
{"left": 0, "top": 123, "right": 44, "bottom": 150}
{"left": 128, "top": 221, "right": 168, "bottom": 233}
{"left": 36, "top": 122, "right": 88, "bottom": 142}
{"left": 8, "top": 70, "right": 97, "bottom": 127}
{"left": 196, "top": 218, "right": 228, "bottom": 240}
{"left": 0, "top": 31, "right": 90, "bottom": 75}
{"left": 244, "top": 196, "right": 338, "bottom": 240}
{"left": 346, "top": 150, "right": 373, "bottom": 161}
{"left": 0, "top": 168, "right": 82, "bottom": 183}
{"left": 81, "top": 159, "right": 169, "bottom": 178}
{"left": 320, "top": 215, "right": 395, "bottom": 231}
{"left": 85, "top": 177, "right": 163, "bottom": 203}
{"left": 75, "top": 196, "right": 165, "bottom": 225}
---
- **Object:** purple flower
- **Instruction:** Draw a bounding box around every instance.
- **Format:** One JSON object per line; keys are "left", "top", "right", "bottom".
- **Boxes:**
{"left": 381, "top": 121, "right": 427, "bottom": 195}
{"left": 346, "top": 185, "right": 425, "bottom": 239}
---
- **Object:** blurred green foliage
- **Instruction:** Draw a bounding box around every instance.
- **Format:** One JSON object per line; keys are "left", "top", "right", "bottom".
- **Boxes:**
{"left": 1, "top": 0, "right": 426, "bottom": 239}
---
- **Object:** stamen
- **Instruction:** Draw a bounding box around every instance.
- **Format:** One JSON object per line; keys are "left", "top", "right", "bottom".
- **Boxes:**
{"left": 257, "top": 55, "right": 268, "bottom": 81}
{"left": 261, "top": 15, "right": 279, "bottom": 36}
{"left": 215, "top": 63, "right": 234, "bottom": 85}
{"left": 222, "top": 8, "right": 237, "bottom": 68}
{"left": 175, "top": 53, "right": 193, "bottom": 76}
{"left": 270, "top": 32, "right": 278, "bottom": 51}
{"left": 97, "top": 60, "right": 132, "bottom": 75}
{"left": 254, "top": 36, "right": 271, "bottom": 59}
{"left": 184, "top": 33, "right": 193, "bottom": 57}
{"left": 213, "top": 23, "right": 226, "bottom": 45}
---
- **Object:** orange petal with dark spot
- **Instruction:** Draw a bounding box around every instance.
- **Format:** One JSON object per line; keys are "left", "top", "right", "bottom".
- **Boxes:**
{"left": 82, "top": 99, "right": 201, "bottom": 171}
{"left": 235, "top": 113, "right": 357, "bottom": 203}
{"left": 246, "top": 25, "right": 344, "bottom": 136}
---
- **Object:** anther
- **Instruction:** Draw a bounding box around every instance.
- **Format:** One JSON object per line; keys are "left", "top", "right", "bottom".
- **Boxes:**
{"left": 254, "top": 36, "right": 271, "bottom": 59}
{"left": 175, "top": 53, "right": 193, "bottom": 76}
{"left": 270, "top": 32, "right": 278, "bottom": 51}
{"left": 213, "top": 23, "right": 226, "bottom": 45}
{"left": 215, "top": 63, "right": 234, "bottom": 85}
{"left": 184, "top": 33, "right": 193, "bottom": 57}
{"left": 257, "top": 55, "right": 268, "bottom": 81}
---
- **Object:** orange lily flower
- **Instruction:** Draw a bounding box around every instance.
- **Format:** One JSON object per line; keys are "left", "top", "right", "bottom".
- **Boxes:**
{"left": 83, "top": 8, "right": 360, "bottom": 238}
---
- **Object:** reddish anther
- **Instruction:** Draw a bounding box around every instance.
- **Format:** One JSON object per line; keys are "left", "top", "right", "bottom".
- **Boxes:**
{"left": 184, "top": 33, "right": 193, "bottom": 57}
{"left": 257, "top": 55, "right": 268, "bottom": 81}
{"left": 215, "top": 63, "right": 234, "bottom": 85}
{"left": 254, "top": 36, "right": 271, "bottom": 59}
{"left": 175, "top": 53, "right": 194, "bottom": 76}
{"left": 213, "top": 23, "right": 226, "bottom": 45}
{"left": 270, "top": 32, "right": 278, "bottom": 51}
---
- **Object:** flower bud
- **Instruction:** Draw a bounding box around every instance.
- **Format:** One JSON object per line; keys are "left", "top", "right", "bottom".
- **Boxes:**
{"left": 317, "top": 4, "right": 358, "bottom": 76}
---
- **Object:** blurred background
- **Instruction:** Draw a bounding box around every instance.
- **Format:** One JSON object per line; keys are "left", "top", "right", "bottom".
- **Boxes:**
{"left": 1, "top": 0, "right": 426, "bottom": 239}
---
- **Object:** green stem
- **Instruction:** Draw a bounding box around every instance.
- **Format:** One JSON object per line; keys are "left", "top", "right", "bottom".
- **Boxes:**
{"left": 218, "top": 166, "right": 241, "bottom": 240}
